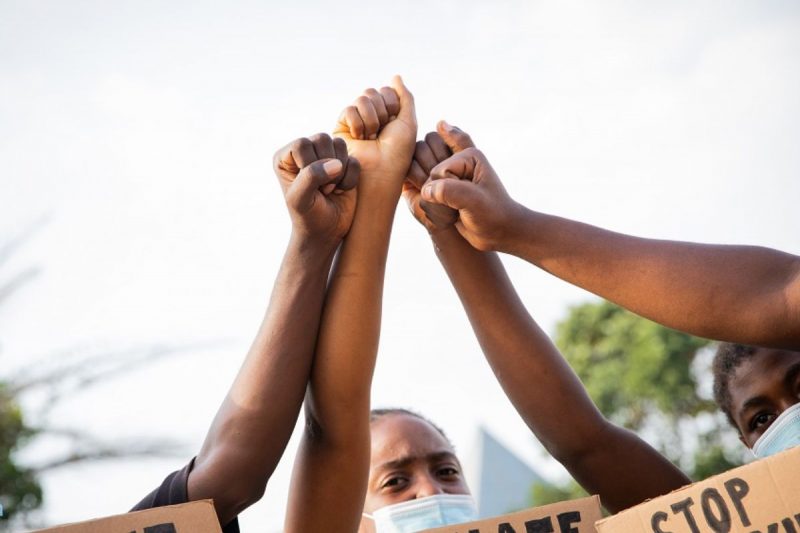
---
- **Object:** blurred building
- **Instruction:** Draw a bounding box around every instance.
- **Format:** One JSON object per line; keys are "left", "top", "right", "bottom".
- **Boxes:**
{"left": 464, "top": 426, "right": 551, "bottom": 518}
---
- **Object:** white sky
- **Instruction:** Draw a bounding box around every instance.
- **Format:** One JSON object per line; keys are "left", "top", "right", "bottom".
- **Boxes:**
{"left": 2, "top": 0, "right": 799, "bottom": 530}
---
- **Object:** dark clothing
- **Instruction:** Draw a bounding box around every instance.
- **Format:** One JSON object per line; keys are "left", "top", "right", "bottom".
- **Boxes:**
{"left": 131, "top": 458, "right": 240, "bottom": 533}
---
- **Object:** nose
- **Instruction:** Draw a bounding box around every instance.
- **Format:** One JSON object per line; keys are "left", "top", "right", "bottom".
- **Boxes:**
{"left": 414, "top": 473, "right": 445, "bottom": 499}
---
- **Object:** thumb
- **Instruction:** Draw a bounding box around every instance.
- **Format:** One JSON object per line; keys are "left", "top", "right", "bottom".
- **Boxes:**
{"left": 391, "top": 75, "right": 417, "bottom": 129}
{"left": 287, "top": 159, "right": 342, "bottom": 212}
{"left": 420, "top": 178, "right": 479, "bottom": 211}
{"left": 436, "top": 120, "right": 475, "bottom": 153}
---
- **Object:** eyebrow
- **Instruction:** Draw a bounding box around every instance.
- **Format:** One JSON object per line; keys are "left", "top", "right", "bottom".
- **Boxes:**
{"left": 737, "top": 362, "right": 800, "bottom": 421}
{"left": 377, "top": 451, "right": 459, "bottom": 471}
{"left": 739, "top": 395, "right": 770, "bottom": 419}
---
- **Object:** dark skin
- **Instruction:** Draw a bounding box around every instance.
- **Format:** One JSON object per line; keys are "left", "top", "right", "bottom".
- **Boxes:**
{"left": 729, "top": 348, "right": 800, "bottom": 448}
{"left": 359, "top": 414, "right": 471, "bottom": 533}
{"left": 284, "top": 76, "right": 417, "bottom": 533}
{"left": 404, "top": 123, "right": 690, "bottom": 514}
{"left": 186, "top": 133, "right": 359, "bottom": 525}
{"left": 418, "top": 141, "right": 800, "bottom": 351}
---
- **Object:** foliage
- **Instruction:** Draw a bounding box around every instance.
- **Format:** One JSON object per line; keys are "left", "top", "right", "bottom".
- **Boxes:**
{"left": 0, "top": 383, "right": 42, "bottom": 522}
{"left": 532, "top": 300, "right": 744, "bottom": 508}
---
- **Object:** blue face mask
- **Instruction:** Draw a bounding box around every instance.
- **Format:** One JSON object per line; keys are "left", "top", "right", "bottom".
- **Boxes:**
{"left": 752, "top": 402, "right": 800, "bottom": 459}
{"left": 364, "top": 494, "right": 478, "bottom": 533}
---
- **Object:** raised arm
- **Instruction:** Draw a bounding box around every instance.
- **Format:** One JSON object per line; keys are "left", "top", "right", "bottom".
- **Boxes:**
{"left": 405, "top": 126, "right": 690, "bottom": 513}
{"left": 186, "top": 135, "right": 359, "bottom": 525}
{"left": 418, "top": 135, "right": 800, "bottom": 350}
{"left": 285, "top": 77, "right": 417, "bottom": 533}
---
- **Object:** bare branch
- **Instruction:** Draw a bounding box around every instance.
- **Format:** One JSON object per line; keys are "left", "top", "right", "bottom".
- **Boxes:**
{"left": 0, "top": 267, "right": 40, "bottom": 308}
{"left": 9, "top": 339, "right": 228, "bottom": 399}
{"left": 0, "top": 212, "right": 52, "bottom": 268}
{"left": 30, "top": 439, "right": 185, "bottom": 474}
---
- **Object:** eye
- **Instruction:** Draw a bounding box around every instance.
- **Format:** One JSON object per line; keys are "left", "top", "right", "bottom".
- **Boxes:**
{"left": 750, "top": 412, "right": 776, "bottom": 432}
{"left": 381, "top": 475, "right": 408, "bottom": 491}
{"left": 436, "top": 465, "right": 461, "bottom": 480}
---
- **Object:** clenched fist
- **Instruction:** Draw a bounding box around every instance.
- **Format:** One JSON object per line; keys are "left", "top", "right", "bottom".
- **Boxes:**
{"left": 334, "top": 76, "right": 417, "bottom": 194}
{"left": 274, "top": 133, "right": 360, "bottom": 244}
{"left": 403, "top": 120, "right": 475, "bottom": 233}
{"left": 421, "top": 147, "right": 523, "bottom": 251}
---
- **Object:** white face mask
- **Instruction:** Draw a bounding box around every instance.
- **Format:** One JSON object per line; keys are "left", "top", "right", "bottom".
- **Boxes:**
{"left": 363, "top": 494, "right": 478, "bottom": 533}
{"left": 752, "top": 402, "right": 800, "bottom": 459}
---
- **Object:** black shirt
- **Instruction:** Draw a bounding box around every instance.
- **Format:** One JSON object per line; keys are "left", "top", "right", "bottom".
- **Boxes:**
{"left": 131, "top": 458, "right": 240, "bottom": 533}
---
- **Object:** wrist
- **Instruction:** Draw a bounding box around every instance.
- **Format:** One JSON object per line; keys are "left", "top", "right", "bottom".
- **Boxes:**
{"left": 499, "top": 203, "right": 540, "bottom": 256}
{"left": 429, "top": 225, "right": 461, "bottom": 243}
{"left": 430, "top": 226, "right": 474, "bottom": 259}
{"left": 288, "top": 231, "right": 340, "bottom": 264}
{"left": 359, "top": 165, "right": 406, "bottom": 191}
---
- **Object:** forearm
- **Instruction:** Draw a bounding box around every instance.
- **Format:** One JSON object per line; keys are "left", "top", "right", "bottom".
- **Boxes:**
{"left": 432, "top": 228, "right": 606, "bottom": 455}
{"left": 190, "top": 234, "right": 338, "bottom": 522}
{"left": 285, "top": 189, "right": 398, "bottom": 533}
{"left": 432, "top": 229, "right": 690, "bottom": 512}
{"left": 570, "top": 425, "right": 691, "bottom": 513}
{"left": 306, "top": 189, "right": 397, "bottom": 433}
{"left": 503, "top": 207, "right": 800, "bottom": 349}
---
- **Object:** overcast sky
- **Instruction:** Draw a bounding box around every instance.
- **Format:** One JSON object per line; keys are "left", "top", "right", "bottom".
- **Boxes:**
{"left": 2, "top": 1, "right": 799, "bottom": 530}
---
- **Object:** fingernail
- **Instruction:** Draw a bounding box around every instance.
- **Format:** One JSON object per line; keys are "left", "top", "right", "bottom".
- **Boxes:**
{"left": 334, "top": 188, "right": 344, "bottom": 195}
{"left": 369, "top": 133, "right": 377, "bottom": 140}
{"left": 422, "top": 183, "right": 434, "bottom": 200}
{"left": 323, "top": 159, "right": 342, "bottom": 175}
{"left": 389, "top": 115, "right": 397, "bottom": 121}
{"left": 322, "top": 183, "right": 336, "bottom": 195}
{"left": 440, "top": 120, "right": 453, "bottom": 131}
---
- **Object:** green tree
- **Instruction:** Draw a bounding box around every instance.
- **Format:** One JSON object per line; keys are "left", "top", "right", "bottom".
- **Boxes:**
{"left": 532, "top": 300, "right": 744, "bottom": 507}
{"left": 0, "top": 383, "right": 42, "bottom": 522}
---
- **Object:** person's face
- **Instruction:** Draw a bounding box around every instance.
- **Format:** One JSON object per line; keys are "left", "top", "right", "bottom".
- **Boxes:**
{"left": 729, "top": 348, "right": 800, "bottom": 448}
{"left": 363, "top": 414, "right": 470, "bottom": 514}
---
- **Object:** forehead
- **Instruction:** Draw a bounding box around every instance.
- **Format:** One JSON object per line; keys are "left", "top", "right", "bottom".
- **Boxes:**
{"left": 729, "top": 349, "right": 800, "bottom": 408}
{"left": 370, "top": 414, "right": 455, "bottom": 466}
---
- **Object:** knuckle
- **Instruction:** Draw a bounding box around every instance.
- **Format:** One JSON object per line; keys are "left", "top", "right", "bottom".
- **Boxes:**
{"left": 308, "top": 132, "right": 330, "bottom": 144}
{"left": 346, "top": 156, "right": 361, "bottom": 173}
{"left": 291, "top": 137, "right": 311, "bottom": 151}
{"left": 424, "top": 131, "right": 442, "bottom": 145}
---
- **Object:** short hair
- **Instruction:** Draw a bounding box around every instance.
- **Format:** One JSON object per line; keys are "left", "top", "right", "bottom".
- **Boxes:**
{"left": 370, "top": 407, "right": 453, "bottom": 447}
{"left": 712, "top": 343, "right": 759, "bottom": 429}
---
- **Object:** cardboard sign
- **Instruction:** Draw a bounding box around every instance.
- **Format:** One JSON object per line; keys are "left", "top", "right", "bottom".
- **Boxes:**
{"left": 596, "top": 445, "right": 800, "bottom": 533}
{"left": 30, "top": 499, "right": 223, "bottom": 533}
{"left": 421, "top": 495, "right": 603, "bottom": 533}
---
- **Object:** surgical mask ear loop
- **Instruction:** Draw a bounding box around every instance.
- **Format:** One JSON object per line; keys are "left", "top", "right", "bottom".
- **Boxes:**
{"left": 361, "top": 512, "right": 378, "bottom": 532}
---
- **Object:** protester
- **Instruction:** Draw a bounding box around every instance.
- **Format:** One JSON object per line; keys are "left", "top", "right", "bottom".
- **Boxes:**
{"left": 406, "top": 123, "right": 800, "bottom": 513}
{"left": 130, "top": 132, "right": 360, "bottom": 532}
{"left": 360, "top": 408, "right": 477, "bottom": 533}
{"left": 712, "top": 342, "right": 800, "bottom": 456}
